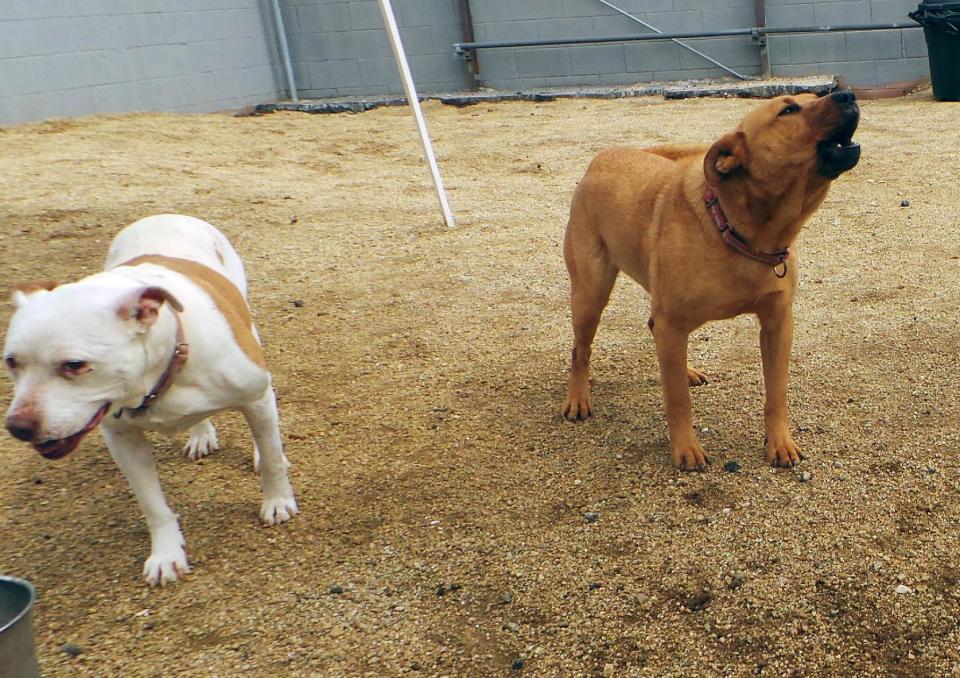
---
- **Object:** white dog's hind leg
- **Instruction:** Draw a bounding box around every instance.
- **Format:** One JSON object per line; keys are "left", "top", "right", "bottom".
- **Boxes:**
{"left": 183, "top": 418, "right": 219, "bottom": 461}
{"left": 242, "top": 388, "right": 298, "bottom": 525}
{"left": 102, "top": 425, "right": 190, "bottom": 586}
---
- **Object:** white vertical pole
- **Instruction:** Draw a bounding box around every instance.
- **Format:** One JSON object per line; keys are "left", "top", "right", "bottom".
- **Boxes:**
{"left": 377, "top": 0, "right": 456, "bottom": 229}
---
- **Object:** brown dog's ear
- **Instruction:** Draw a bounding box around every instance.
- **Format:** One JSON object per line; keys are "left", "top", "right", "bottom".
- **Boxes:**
{"left": 704, "top": 131, "right": 749, "bottom": 186}
{"left": 117, "top": 286, "right": 184, "bottom": 331}
{"left": 12, "top": 280, "right": 59, "bottom": 308}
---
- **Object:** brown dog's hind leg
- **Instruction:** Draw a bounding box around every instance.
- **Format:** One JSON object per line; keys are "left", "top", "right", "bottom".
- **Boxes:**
{"left": 562, "top": 224, "right": 617, "bottom": 420}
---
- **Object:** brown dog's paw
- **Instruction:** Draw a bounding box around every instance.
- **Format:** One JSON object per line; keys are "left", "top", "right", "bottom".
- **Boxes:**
{"left": 765, "top": 432, "right": 804, "bottom": 468}
{"left": 562, "top": 395, "right": 593, "bottom": 421}
{"left": 671, "top": 439, "right": 709, "bottom": 472}
{"left": 687, "top": 366, "right": 709, "bottom": 387}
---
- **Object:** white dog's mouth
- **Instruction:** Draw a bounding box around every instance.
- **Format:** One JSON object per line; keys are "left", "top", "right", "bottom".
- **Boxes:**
{"left": 33, "top": 402, "right": 111, "bottom": 460}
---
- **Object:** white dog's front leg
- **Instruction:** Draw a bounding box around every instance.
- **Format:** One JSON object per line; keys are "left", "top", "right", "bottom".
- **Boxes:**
{"left": 242, "top": 388, "right": 298, "bottom": 525}
{"left": 102, "top": 424, "right": 189, "bottom": 586}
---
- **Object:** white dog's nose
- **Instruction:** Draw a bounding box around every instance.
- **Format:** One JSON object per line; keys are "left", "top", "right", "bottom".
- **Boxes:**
{"left": 5, "top": 413, "right": 39, "bottom": 442}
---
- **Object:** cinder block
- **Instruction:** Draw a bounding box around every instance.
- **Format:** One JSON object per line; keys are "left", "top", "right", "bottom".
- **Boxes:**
{"left": 542, "top": 74, "right": 600, "bottom": 87}
{"left": 599, "top": 70, "right": 654, "bottom": 85}
{"left": 590, "top": 15, "right": 641, "bottom": 38}
{"left": 308, "top": 57, "right": 362, "bottom": 89}
{"left": 476, "top": 49, "right": 519, "bottom": 81}
{"left": 142, "top": 43, "right": 192, "bottom": 78}
{"left": 570, "top": 44, "right": 626, "bottom": 75}
{"left": 624, "top": 42, "right": 681, "bottom": 71}
{"left": 845, "top": 30, "right": 903, "bottom": 61}
{"left": 467, "top": 0, "right": 510, "bottom": 24}
{"left": 652, "top": 68, "right": 715, "bottom": 81}
{"left": 788, "top": 33, "right": 845, "bottom": 64}
{"left": 775, "top": 59, "right": 877, "bottom": 85}
{"left": 814, "top": 1, "right": 871, "bottom": 26}
{"left": 348, "top": 1, "right": 383, "bottom": 31}
{"left": 397, "top": 0, "right": 457, "bottom": 27}
{"left": 538, "top": 17, "right": 592, "bottom": 40}
{"left": 88, "top": 81, "right": 142, "bottom": 114}
{"left": 509, "top": 0, "right": 562, "bottom": 22}
{"left": 679, "top": 37, "right": 760, "bottom": 69}
{"left": 408, "top": 53, "right": 464, "bottom": 84}
{"left": 479, "top": 20, "right": 542, "bottom": 43}
{"left": 0, "top": 19, "right": 40, "bottom": 60}
{"left": 484, "top": 75, "right": 548, "bottom": 90}
{"left": 701, "top": 6, "right": 756, "bottom": 31}
{"left": 517, "top": 47, "right": 572, "bottom": 78}
{"left": 323, "top": 29, "right": 392, "bottom": 60}
{"left": 560, "top": 0, "right": 599, "bottom": 19}
{"left": 396, "top": 26, "right": 436, "bottom": 56}
{"left": 875, "top": 56, "right": 929, "bottom": 84}
{"left": 871, "top": 0, "right": 915, "bottom": 24}
{"left": 766, "top": 35, "right": 790, "bottom": 66}
{"left": 431, "top": 23, "right": 464, "bottom": 56}
{"left": 614, "top": 0, "right": 674, "bottom": 13}
{"left": 358, "top": 56, "right": 401, "bottom": 87}
{"left": 641, "top": 11, "right": 703, "bottom": 34}
{"left": 765, "top": 4, "right": 814, "bottom": 28}
{"left": 902, "top": 28, "right": 927, "bottom": 58}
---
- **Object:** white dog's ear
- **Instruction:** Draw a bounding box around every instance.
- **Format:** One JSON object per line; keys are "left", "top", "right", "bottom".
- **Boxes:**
{"left": 12, "top": 280, "right": 59, "bottom": 308}
{"left": 117, "top": 286, "right": 184, "bottom": 330}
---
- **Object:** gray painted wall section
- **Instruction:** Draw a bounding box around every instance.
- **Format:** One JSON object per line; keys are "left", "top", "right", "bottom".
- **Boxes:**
{"left": 0, "top": 0, "right": 286, "bottom": 126}
{"left": 766, "top": 0, "right": 928, "bottom": 86}
{"left": 278, "top": 0, "right": 472, "bottom": 98}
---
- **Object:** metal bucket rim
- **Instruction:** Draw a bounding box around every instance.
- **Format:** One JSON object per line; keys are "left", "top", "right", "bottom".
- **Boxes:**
{"left": 0, "top": 576, "right": 36, "bottom": 636}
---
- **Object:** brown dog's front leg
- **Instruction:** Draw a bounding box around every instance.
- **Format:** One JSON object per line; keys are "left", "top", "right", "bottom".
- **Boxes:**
{"left": 651, "top": 318, "right": 708, "bottom": 471}
{"left": 758, "top": 305, "right": 803, "bottom": 467}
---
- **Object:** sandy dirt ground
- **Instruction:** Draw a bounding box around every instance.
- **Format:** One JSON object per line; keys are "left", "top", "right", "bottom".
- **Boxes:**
{"left": 1, "top": 90, "right": 959, "bottom": 677}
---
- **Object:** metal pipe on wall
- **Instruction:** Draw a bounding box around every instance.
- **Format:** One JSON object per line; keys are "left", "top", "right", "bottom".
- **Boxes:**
{"left": 454, "top": 22, "right": 919, "bottom": 55}
{"left": 270, "top": 0, "right": 299, "bottom": 102}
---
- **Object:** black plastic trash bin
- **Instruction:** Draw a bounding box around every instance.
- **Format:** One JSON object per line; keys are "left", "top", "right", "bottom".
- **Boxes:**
{"left": 910, "top": 1, "right": 960, "bottom": 100}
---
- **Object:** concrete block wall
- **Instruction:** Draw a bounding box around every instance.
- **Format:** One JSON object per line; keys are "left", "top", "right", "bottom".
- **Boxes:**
{"left": 471, "top": 0, "right": 763, "bottom": 89}
{"left": 766, "top": 0, "right": 928, "bottom": 86}
{"left": 278, "top": 0, "right": 473, "bottom": 98}
{"left": 0, "top": 0, "right": 285, "bottom": 126}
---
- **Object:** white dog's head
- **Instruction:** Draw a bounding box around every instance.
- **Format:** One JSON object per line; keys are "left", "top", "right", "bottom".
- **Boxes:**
{"left": 3, "top": 278, "right": 181, "bottom": 459}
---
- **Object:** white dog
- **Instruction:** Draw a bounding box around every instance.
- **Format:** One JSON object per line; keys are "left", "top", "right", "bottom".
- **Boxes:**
{"left": 3, "top": 215, "right": 298, "bottom": 586}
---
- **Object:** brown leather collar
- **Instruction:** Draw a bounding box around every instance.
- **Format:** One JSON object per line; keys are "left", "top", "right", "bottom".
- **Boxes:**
{"left": 116, "top": 312, "right": 189, "bottom": 418}
{"left": 704, "top": 188, "right": 790, "bottom": 278}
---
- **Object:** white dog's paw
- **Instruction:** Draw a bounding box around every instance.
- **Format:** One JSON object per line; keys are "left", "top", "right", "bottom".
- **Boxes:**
{"left": 259, "top": 495, "right": 299, "bottom": 526}
{"left": 142, "top": 546, "right": 190, "bottom": 587}
{"left": 183, "top": 421, "right": 219, "bottom": 461}
{"left": 252, "top": 446, "right": 289, "bottom": 474}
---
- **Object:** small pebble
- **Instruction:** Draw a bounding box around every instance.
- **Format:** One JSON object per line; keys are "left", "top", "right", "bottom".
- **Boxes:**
{"left": 603, "top": 663, "right": 615, "bottom": 676}
{"left": 799, "top": 471, "right": 812, "bottom": 482}
{"left": 512, "top": 658, "right": 525, "bottom": 671}
{"left": 900, "top": 199, "right": 911, "bottom": 207}
{"left": 449, "top": 582, "right": 462, "bottom": 591}
{"left": 504, "top": 621, "right": 520, "bottom": 632}
{"left": 499, "top": 591, "right": 513, "bottom": 605}
{"left": 410, "top": 661, "right": 422, "bottom": 671}
{"left": 292, "top": 299, "right": 304, "bottom": 308}
{"left": 436, "top": 584, "right": 446, "bottom": 596}
{"left": 895, "top": 584, "right": 913, "bottom": 595}
{"left": 62, "top": 643, "right": 84, "bottom": 657}
{"left": 723, "top": 460, "right": 741, "bottom": 473}
{"left": 583, "top": 512, "right": 599, "bottom": 523}
{"left": 329, "top": 585, "right": 344, "bottom": 595}
{"left": 728, "top": 572, "right": 747, "bottom": 590}
{"left": 588, "top": 582, "right": 602, "bottom": 591}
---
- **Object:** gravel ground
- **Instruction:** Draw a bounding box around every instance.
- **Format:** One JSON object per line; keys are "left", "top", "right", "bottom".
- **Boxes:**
{"left": 1, "top": 90, "right": 959, "bottom": 676}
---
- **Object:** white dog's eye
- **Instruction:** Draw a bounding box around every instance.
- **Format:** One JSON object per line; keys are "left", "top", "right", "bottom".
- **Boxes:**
{"left": 59, "top": 360, "right": 91, "bottom": 377}
{"left": 3, "top": 356, "right": 18, "bottom": 370}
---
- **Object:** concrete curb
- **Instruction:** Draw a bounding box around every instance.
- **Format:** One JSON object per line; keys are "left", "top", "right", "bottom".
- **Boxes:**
{"left": 251, "top": 77, "right": 839, "bottom": 116}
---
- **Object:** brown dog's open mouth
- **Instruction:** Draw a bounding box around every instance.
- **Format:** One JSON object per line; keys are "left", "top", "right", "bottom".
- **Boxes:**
{"left": 817, "top": 111, "right": 861, "bottom": 178}
{"left": 33, "top": 402, "right": 111, "bottom": 460}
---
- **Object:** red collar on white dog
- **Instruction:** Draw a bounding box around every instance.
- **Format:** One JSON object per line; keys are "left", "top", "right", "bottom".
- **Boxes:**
{"left": 704, "top": 188, "right": 790, "bottom": 278}
{"left": 117, "top": 312, "right": 189, "bottom": 419}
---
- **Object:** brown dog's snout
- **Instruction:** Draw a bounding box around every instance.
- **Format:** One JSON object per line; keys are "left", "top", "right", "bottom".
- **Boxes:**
{"left": 830, "top": 90, "right": 856, "bottom": 105}
{"left": 5, "top": 413, "right": 40, "bottom": 442}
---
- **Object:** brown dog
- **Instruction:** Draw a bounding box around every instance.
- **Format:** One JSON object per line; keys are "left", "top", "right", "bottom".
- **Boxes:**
{"left": 562, "top": 91, "right": 860, "bottom": 470}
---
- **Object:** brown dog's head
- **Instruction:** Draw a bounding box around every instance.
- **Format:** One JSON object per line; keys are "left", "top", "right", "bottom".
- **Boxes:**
{"left": 704, "top": 91, "right": 860, "bottom": 188}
